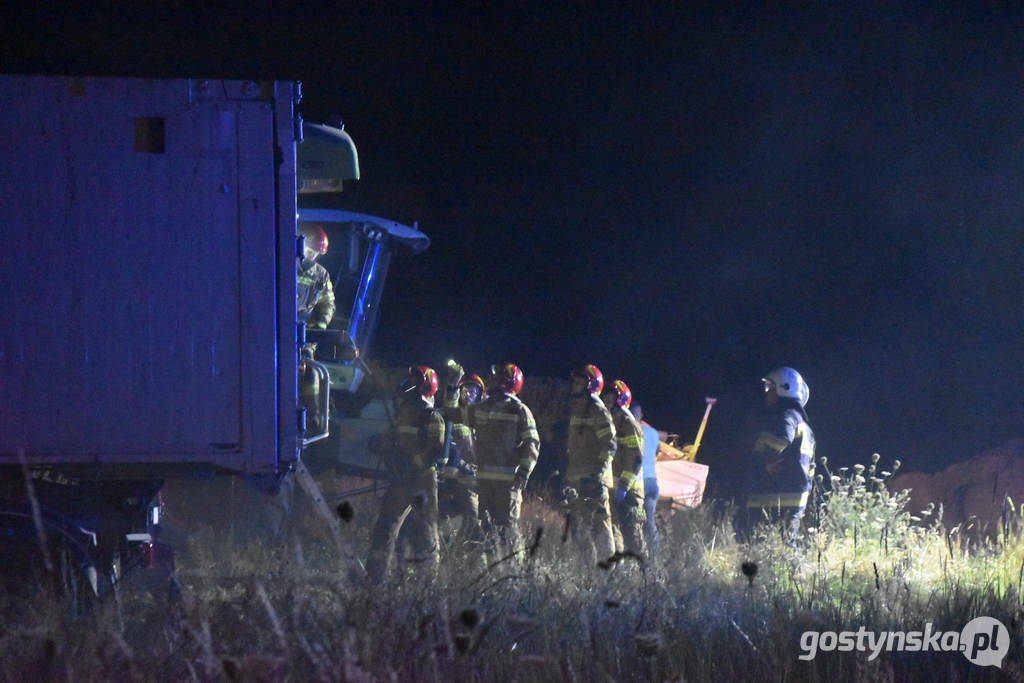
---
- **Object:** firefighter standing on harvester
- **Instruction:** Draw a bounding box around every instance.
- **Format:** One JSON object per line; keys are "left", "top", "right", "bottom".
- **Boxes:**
{"left": 601, "top": 379, "right": 646, "bottom": 558}
{"left": 565, "top": 364, "right": 617, "bottom": 565}
{"left": 443, "top": 361, "right": 539, "bottom": 561}
{"left": 297, "top": 224, "right": 336, "bottom": 331}
{"left": 366, "top": 366, "right": 446, "bottom": 579}
{"left": 297, "top": 224, "right": 336, "bottom": 431}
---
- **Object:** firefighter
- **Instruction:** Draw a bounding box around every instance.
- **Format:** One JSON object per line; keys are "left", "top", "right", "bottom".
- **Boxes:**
{"left": 297, "top": 224, "right": 336, "bottom": 330}
{"left": 565, "top": 364, "right": 617, "bottom": 565}
{"left": 743, "top": 366, "right": 816, "bottom": 541}
{"left": 436, "top": 371, "right": 485, "bottom": 552}
{"left": 366, "top": 366, "right": 446, "bottom": 579}
{"left": 296, "top": 224, "right": 336, "bottom": 432}
{"left": 443, "top": 361, "right": 539, "bottom": 561}
{"left": 601, "top": 379, "right": 646, "bottom": 558}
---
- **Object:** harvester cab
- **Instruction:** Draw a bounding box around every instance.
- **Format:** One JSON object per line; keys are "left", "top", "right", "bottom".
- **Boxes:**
{"left": 296, "top": 120, "right": 428, "bottom": 393}
{"left": 294, "top": 120, "right": 429, "bottom": 469}
{"left": 297, "top": 210, "right": 428, "bottom": 396}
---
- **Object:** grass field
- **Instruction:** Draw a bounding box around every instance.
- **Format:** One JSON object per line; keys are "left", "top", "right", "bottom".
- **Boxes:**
{"left": 2, "top": 457, "right": 1022, "bottom": 681}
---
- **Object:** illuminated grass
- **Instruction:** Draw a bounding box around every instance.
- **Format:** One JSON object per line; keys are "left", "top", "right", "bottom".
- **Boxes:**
{"left": 1, "top": 457, "right": 1023, "bottom": 681}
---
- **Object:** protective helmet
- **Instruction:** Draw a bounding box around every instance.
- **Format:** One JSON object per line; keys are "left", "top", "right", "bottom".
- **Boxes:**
{"left": 461, "top": 373, "right": 487, "bottom": 403}
{"left": 571, "top": 364, "right": 604, "bottom": 395}
{"left": 490, "top": 362, "right": 524, "bottom": 396}
{"left": 606, "top": 379, "right": 632, "bottom": 409}
{"left": 299, "top": 224, "right": 329, "bottom": 254}
{"left": 399, "top": 365, "right": 438, "bottom": 399}
{"left": 762, "top": 367, "right": 809, "bottom": 407}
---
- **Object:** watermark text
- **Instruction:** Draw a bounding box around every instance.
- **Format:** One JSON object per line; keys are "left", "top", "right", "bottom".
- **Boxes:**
{"left": 799, "top": 617, "right": 1008, "bottom": 667}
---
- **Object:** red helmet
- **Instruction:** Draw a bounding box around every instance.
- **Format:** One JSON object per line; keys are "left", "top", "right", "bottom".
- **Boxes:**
{"left": 572, "top": 364, "right": 604, "bottom": 395}
{"left": 300, "top": 224, "right": 329, "bottom": 254}
{"left": 399, "top": 365, "right": 438, "bottom": 399}
{"left": 461, "top": 373, "right": 487, "bottom": 403}
{"left": 606, "top": 379, "right": 632, "bottom": 408}
{"left": 491, "top": 362, "right": 524, "bottom": 396}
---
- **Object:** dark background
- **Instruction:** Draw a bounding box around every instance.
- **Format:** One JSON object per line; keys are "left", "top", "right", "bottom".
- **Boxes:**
{"left": 3, "top": 5, "right": 1021, "bottom": 488}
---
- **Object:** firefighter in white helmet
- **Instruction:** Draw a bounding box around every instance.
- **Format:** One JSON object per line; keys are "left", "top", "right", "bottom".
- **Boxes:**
{"left": 744, "top": 366, "right": 816, "bottom": 541}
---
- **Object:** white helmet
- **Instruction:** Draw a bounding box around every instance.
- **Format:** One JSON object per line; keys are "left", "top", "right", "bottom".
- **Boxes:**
{"left": 763, "top": 367, "right": 809, "bottom": 407}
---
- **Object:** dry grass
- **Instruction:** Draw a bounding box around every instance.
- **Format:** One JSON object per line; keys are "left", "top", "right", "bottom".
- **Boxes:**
{"left": 2, "top": 458, "right": 1024, "bottom": 681}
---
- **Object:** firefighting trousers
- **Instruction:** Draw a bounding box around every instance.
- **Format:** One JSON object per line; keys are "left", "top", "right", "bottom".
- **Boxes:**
{"left": 568, "top": 478, "right": 615, "bottom": 564}
{"left": 366, "top": 469, "right": 439, "bottom": 578}
{"left": 477, "top": 480, "right": 524, "bottom": 559}
{"left": 742, "top": 490, "right": 809, "bottom": 542}
{"left": 612, "top": 492, "right": 646, "bottom": 558}
{"left": 437, "top": 477, "right": 483, "bottom": 549}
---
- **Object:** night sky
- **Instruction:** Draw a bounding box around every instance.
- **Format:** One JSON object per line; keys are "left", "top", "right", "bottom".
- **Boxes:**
{"left": 4, "top": 5, "right": 1022, "bottom": 486}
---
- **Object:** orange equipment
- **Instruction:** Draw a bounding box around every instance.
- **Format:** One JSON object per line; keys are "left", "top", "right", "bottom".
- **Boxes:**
{"left": 654, "top": 397, "right": 716, "bottom": 508}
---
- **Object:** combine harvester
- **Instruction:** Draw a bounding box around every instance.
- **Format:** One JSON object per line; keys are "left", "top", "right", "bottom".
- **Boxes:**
{"left": 0, "top": 75, "right": 426, "bottom": 591}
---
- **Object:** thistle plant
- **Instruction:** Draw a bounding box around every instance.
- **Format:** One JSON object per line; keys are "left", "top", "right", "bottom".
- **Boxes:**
{"left": 809, "top": 454, "right": 941, "bottom": 553}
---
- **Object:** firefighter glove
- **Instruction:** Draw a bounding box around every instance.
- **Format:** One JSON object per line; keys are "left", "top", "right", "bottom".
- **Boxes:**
{"left": 613, "top": 486, "right": 628, "bottom": 506}
{"left": 445, "top": 359, "right": 464, "bottom": 387}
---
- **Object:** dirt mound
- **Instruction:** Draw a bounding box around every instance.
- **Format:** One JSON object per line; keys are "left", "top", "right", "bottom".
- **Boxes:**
{"left": 891, "top": 438, "right": 1024, "bottom": 530}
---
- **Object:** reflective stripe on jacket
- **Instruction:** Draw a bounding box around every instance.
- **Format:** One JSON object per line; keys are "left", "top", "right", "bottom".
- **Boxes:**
{"left": 749, "top": 404, "right": 815, "bottom": 496}
{"left": 611, "top": 406, "right": 645, "bottom": 493}
{"left": 297, "top": 260, "right": 336, "bottom": 330}
{"left": 453, "top": 394, "right": 540, "bottom": 479}
{"left": 566, "top": 394, "right": 616, "bottom": 487}
{"left": 390, "top": 399, "right": 446, "bottom": 473}
{"left": 746, "top": 491, "right": 810, "bottom": 509}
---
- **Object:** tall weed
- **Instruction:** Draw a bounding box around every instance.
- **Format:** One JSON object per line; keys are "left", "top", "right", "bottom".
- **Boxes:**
{"left": 2, "top": 455, "right": 1023, "bottom": 681}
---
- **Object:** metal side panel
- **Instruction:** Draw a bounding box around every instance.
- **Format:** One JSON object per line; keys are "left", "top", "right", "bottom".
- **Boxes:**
{"left": 0, "top": 76, "right": 295, "bottom": 472}
{"left": 272, "top": 81, "right": 300, "bottom": 472}
{"left": 236, "top": 82, "right": 295, "bottom": 474}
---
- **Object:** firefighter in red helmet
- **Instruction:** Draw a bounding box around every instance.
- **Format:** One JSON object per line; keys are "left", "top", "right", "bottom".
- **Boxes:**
{"left": 442, "top": 361, "right": 539, "bottom": 561}
{"left": 435, "top": 371, "right": 486, "bottom": 558}
{"left": 297, "top": 224, "right": 335, "bottom": 331}
{"left": 601, "top": 379, "right": 646, "bottom": 558}
{"left": 565, "top": 364, "right": 617, "bottom": 565}
{"left": 366, "top": 366, "right": 446, "bottom": 579}
{"left": 296, "top": 224, "right": 336, "bottom": 432}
